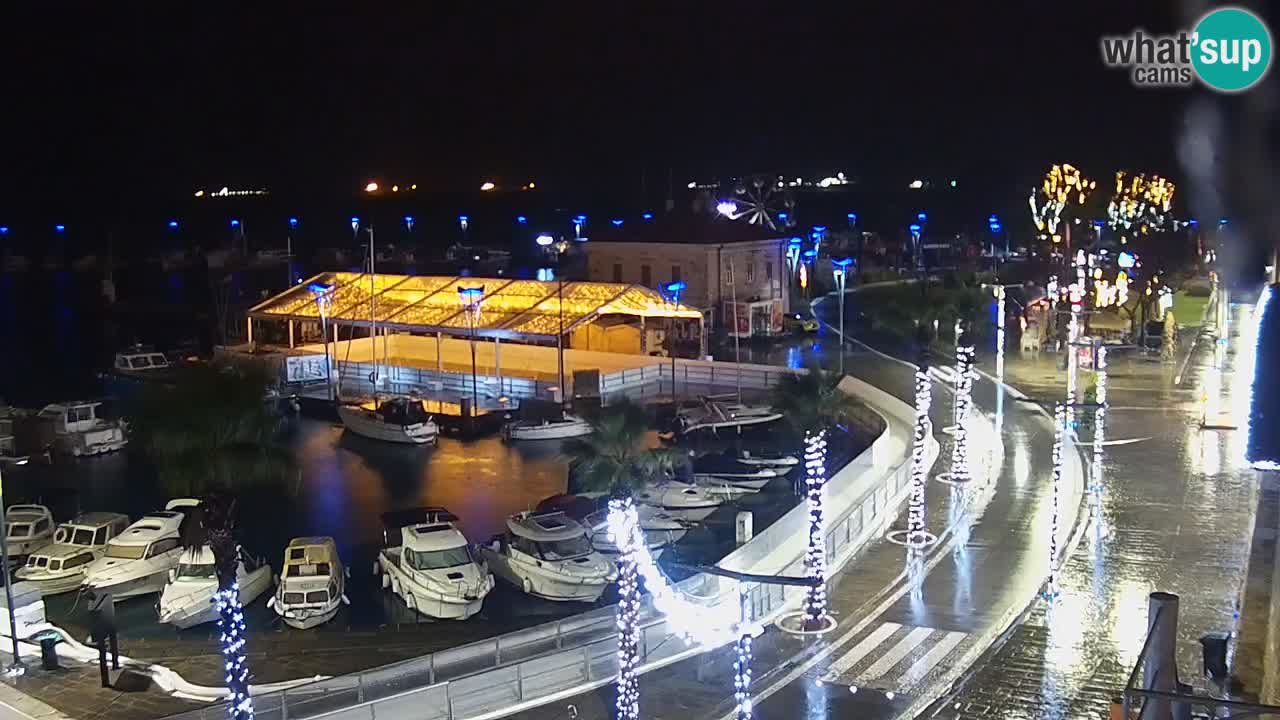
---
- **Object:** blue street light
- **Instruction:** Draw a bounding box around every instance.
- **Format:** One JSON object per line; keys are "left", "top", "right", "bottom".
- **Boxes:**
{"left": 168, "top": 220, "right": 179, "bottom": 229}
{"left": 231, "top": 219, "right": 241, "bottom": 228}
{"left": 802, "top": 248, "right": 818, "bottom": 260}
{"left": 349, "top": 217, "right": 359, "bottom": 231}
{"left": 1187, "top": 218, "right": 1199, "bottom": 227}
{"left": 459, "top": 215, "right": 469, "bottom": 231}
{"left": 661, "top": 280, "right": 687, "bottom": 304}
{"left": 516, "top": 215, "right": 528, "bottom": 224}
{"left": 307, "top": 282, "right": 334, "bottom": 296}
{"left": 574, "top": 214, "right": 587, "bottom": 223}
{"left": 990, "top": 223, "right": 1003, "bottom": 233}
{"left": 778, "top": 212, "right": 790, "bottom": 221}
{"left": 289, "top": 217, "right": 299, "bottom": 228}
{"left": 916, "top": 212, "right": 927, "bottom": 222}
{"left": 812, "top": 225, "right": 827, "bottom": 234}
{"left": 642, "top": 212, "right": 654, "bottom": 221}
{"left": 611, "top": 218, "right": 624, "bottom": 227}
{"left": 404, "top": 216, "right": 415, "bottom": 232}
{"left": 54, "top": 224, "right": 66, "bottom": 233}
{"left": 831, "top": 257, "right": 854, "bottom": 373}
{"left": 831, "top": 257, "right": 853, "bottom": 273}
{"left": 1219, "top": 218, "right": 1228, "bottom": 226}
{"left": 909, "top": 223, "right": 922, "bottom": 234}
{"left": 988, "top": 214, "right": 999, "bottom": 224}
{"left": 0, "top": 227, "right": 8, "bottom": 235}
{"left": 846, "top": 212, "right": 858, "bottom": 224}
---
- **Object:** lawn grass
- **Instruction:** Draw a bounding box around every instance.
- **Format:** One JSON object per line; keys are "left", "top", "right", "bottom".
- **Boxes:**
{"left": 1172, "top": 291, "right": 1210, "bottom": 328}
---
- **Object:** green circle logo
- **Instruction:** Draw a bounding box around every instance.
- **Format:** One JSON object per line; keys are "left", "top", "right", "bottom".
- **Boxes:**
{"left": 1191, "top": 7, "right": 1273, "bottom": 92}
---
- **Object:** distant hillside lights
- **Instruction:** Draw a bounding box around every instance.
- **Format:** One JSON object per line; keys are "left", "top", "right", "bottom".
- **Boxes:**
{"left": 194, "top": 187, "right": 269, "bottom": 198}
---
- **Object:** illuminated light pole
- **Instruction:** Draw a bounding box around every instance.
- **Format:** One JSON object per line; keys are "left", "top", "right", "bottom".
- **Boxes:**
{"left": 847, "top": 212, "right": 861, "bottom": 274}
{"left": 662, "top": 281, "right": 687, "bottom": 401}
{"left": 458, "top": 214, "right": 469, "bottom": 244}
{"left": 801, "top": 428, "right": 830, "bottom": 629}
{"left": 908, "top": 223, "right": 922, "bottom": 282}
{"left": 831, "top": 257, "right": 852, "bottom": 376}
{"left": 0, "top": 458, "right": 29, "bottom": 676}
{"left": 786, "top": 237, "right": 802, "bottom": 274}
{"left": 403, "top": 215, "right": 414, "bottom": 233}
{"left": 811, "top": 226, "right": 827, "bottom": 256}
{"left": 887, "top": 341, "right": 938, "bottom": 549}
{"left": 938, "top": 321, "right": 974, "bottom": 484}
{"left": 457, "top": 285, "right": 485, "bottom": 419}
{"left": 1090, "top": 345, "right": 1108, "bottom": 494}
{"left": 1046, "top": 402, "right": 1066, "bottom": 601}
{"left": 609, "top": 497, "right": 641, "bottom": 720}
{"left": 994, "top": 285, "right": 1007, "bottom": 383}
{"left": 308, "top": 283, "right": 336, "bottom": 402}
{"left": 1066, "top": 254, "right": 1085, "bottom": 427}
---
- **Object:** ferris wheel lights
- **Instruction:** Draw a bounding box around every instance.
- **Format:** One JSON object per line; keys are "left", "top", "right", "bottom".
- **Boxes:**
{"left": 717, "top": 200, "right": 737, "bottom": 217}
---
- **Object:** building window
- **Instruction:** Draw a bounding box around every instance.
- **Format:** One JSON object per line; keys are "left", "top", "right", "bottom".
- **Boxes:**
{"left": 746, "top": 261, "right": 755, "bottom": 283}
{"left": 766, "top": 261, "right": 773, "bottom": 282}
{"left": 612, "top": 263, "right": 623, "bottom": 282}
{"left": 641, "top": 264, "right": 652, "bottom": 286}
{"left": 671, "top": 265, "right": 682, "bottom": 283}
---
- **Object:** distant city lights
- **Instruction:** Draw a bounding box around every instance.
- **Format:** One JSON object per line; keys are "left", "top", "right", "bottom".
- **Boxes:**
{"left": 611, "top": 218, "right": 624, "bottom": 226}
{"left": 194, "top": 186, "right": 267, "bottom": 198}
{"left": 516, "top": 215, "right": 528, "bottom": 224}
{"left": 365, "top": 182, "right": 379, "bottom": 193}
{"left": 168, "top": 220, "right": 179, "bottom": 229}
{"left": 908, "top": 179, "right": 924, "bottom": 189}
{"left": 289, "top": 217, "right": 299, "bottom": 227}
{"left": 717, "top": 200, "right": 737, "bottom": 217}
{"left": 480, "top": 181, "right": 496, "bottom": 191}
{"left": 231, "top": 219, "right": 241, "bottom": 228}
{"left": 642, "top": 212, "right": 654, "bottom": 221}
{"left": 54, "top": 224, "right": 66, "bottom": 233}
{"left": 536, "top": 234, "right": 555, "bottom": 247}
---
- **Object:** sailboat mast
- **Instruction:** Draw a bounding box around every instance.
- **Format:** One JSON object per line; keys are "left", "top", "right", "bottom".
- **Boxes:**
{"left": 730, "top": 257, "right": 742, "bottom": 403}
{"left": 557, "top": 275, "right": 566, "bottom": 412}
{"left": 368, "top": 225, "right": 378, "bottom": 391}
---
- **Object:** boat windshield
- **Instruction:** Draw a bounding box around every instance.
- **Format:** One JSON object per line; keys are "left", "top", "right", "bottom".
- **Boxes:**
{"left": 538, "top": 536, "right": 593, "bottom": 560}
{"left": 7, "top": 524, "right": 30, "bottom": 538}
{"left": 176, "top": 561, "right": 217, "bottom": 580}
{"left": 105, "top": 543, "right": 147, "bottom": 560}
{"left": 71, "top": 528, "right": 95, "bottom": 545}
{"left": 405, "top": 546, "right": 472, "bottom": 570}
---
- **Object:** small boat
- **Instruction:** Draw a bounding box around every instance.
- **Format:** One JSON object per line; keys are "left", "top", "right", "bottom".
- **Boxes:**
{"left": 338, "top": 396, "right": 439, "bottom": 445}
{"left": 110, "top": 347, "right": 174, "bottom": 381}
{"left": 677, "top": 396, "right": 782, "bottom": 434}
{"left": 732, "top": 449, "right": 800, "bottom": 468}
{"left": 16, "top": 512, "right": 131, "bottom": 595}
{"left": 633, "top": 482, "right": 723, "bottom": 523}
{"left": 268, "top": 537, "right": 347, "bottom": 630}
{"left": 583, "top": 506, "right": 687, "bottom": 558}
{"left": 81, "top": 499, "right": 200, "bottom": 599}
{"left": 479, "top": 512, "right": 616, "bottom": 602}
{"left": 3, "top": 505, "right": 56, "bottom": 563}
{"left": 503, "top": 414, "right": 592, "bottom": 441}
{"left": 692, "top": 455, "right": 783, "bottom": 480}
{"left": 375, "top": 508, "right": 494, "bottom": 620}
{"left": 36, "top": 401, "right": 127, "bottom": 456}
{"left": 157, "top": 545, "right": 272, "bottom": 629}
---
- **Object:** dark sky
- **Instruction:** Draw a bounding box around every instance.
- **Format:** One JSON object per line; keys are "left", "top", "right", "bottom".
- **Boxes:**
{"left": 0, "top": 3, "right": 1227, "bottom": 210}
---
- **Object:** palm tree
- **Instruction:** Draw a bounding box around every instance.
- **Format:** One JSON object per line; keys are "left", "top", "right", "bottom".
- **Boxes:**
{"left": 127, "top": 362, "right": 289, "bottom": 720}
{"left": 560, "top": 400, "right": 684, "bottom": 720}
{"left": 771, "top": 362, "right": 863, "bottom": 630}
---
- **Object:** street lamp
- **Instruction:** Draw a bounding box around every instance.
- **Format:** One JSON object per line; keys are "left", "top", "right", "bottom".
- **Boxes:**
{"left": 831, "top": 257, "right": 853, "bottom": 376}
{"left": 457, "top": 285, "right": 485, "bottom": 418}
{"left": 0, "top": 456, "right": 29, "bottom": 675}
{"left": 308, "top": 283, "right": 335, "bottom": 401}
{"left": 661, "top": 281, "right": 687, "bottom": 401}
{"left": 458, "top": 215, "right": 469, "bottom": 244}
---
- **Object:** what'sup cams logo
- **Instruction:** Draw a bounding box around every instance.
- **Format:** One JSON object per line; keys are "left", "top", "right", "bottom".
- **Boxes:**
{"left": 1101, "top": 7, "right": 1272, "bottom": 92}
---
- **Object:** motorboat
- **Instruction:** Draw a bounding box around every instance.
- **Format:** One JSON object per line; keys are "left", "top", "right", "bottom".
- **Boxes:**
{"left": 691, "top": 455, "right": 783, "bottom": 490}
{"left": 338, "top": 396, "right": 439, "bottom": 445}
{"left": 3, "top": 505, "right": 56, "bottom": 562}
{"left": 268, "top": 537, "right": 348, "bottom": 630}
{"left": 479, "top": 512, "right": 616, "bottom": 602}
{"left": 36, "top": 401, "right": 127, "bottom": 456}
{"left": 157, "top": 545, "right": 273, "bottom": 629}
{"left": 633, "top": 482, "right": 723, "bottom": 523}
{"left": 374, "top": 508, "right": 494, "bottom": 620}
{"left": 16, "top": 513, "right": 131, "bottom": 595}
{"left": 731, "top": 449, "right": 800, "bottom": 468}
{"left": 81, "top": 499, "right": 200, "bottom": 599}
{"left": 677, "top": 396, "right": 782, "bottom": 434}
{"left": 503, "top": 414, "right": 592, "bottom": 441}
{"left": 111, "top": 347, "right": 173, "bottom": 380}
{"left": 583, "top": 505, "right": 687, "bottom": 558}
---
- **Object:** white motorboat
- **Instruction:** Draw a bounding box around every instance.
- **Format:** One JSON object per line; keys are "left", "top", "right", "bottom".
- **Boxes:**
{"left": 36, "top": 401, "right": 127, "bottom": 456}
{"left": 3, "top": 505, "right": 56, "bottom": 562}
{"left": 16, "top": 513, "right": 131, "bottom": 595}
{"left": 82, "top": 499, "right": 200, "bottom": 599}
{"left": 677, "top": 396, "right": 782, "bottom": 434}
{"left": 690, "top": 456, "right": 782, "bottom": 490}
{"left": 733, "top": 450, "right": 799, "bottom": 468}
{"left": 503, "top": 414, "right": 592, "bottom": 441}
{"left": 111, "top": 348, "right": 173, "bottom": 381}
{"left": 157, "top": 545, "right": 273, "bottom": 629}
{"left": 339, "top": 397, "right": 439, "bottom": 445}
{"left": 633, "top": 482, "right": 723, "bottom": 523}
{"left": 375, "top": 508, "right": 493, "bottom": 620}
{"left": 268, "top": 537, "right": 347, "bottom": 630}
{"left": 583, "top": 506, "right": 687, "bottom": 558}
{"left": 479, "top": 512, "right": 615, "bottom": 602}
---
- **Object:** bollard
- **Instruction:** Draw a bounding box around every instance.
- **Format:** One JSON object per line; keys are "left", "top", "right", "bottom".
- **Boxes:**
{"left": 1144, "top": 592, "right": 1180, "bottom": 720}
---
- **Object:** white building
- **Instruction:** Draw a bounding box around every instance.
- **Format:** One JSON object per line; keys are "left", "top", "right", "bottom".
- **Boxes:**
{"left": 585, "top": 214, "right": 790, "bottom": 337}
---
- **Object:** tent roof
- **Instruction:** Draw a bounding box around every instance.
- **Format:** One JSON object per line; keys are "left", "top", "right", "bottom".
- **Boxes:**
{"left": 248, "top": 272, "right": 702, "bottom": 341}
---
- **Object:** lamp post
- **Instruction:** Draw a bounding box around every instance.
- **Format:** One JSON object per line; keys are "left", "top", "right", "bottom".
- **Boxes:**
{"left": 0, "top": 458, "right": 28, "bottom": 675}
{"left": 457, "top": 286, "right": 485, "bottom": 418}
{"left": 831, "top": 257, "right": 852, "bottom": 376}
{"left": 308, "top": 283, "right": 335, "bottom": 402}
{"left": 661, "top": 281, "right": 687, "bottom": 401}
{"left": 846, "top": 213, "right": 860, "bottom": 275}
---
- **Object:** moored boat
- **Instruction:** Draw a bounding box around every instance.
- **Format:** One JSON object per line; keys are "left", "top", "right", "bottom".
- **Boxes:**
{"left": 3, "top": 505, "right": 56, "bottom": 564}
{"left": 157, "top": 545, "right": 272, "bottom": 629}
{"left": 339, "top": 397, "right": 439, "bottom": 445}
{"left": 375, "top": 508, "right": 493, "bottom": 620}
{"left": 479, "top": 512, "right": 615, "bottom": 602}
{"left": 633, "top": 481, "right": 723, "bottom": 523}
{"left": 16, "top": 512, "right": 130, "bottom": 595}
{"left": 81, "top": 499, "right": 200, "bottom": 599}
{"left": 268, "top": 537, "right": 347, "bottom": 630}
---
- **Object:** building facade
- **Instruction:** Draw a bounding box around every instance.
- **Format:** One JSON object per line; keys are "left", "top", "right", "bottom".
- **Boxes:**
{"left": 585, "top": 217, "right": 790, "bottom": 337}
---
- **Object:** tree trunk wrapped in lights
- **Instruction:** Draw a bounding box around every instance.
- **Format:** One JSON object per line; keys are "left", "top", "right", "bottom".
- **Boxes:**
{"left": 802, "top": 429, "right": 829, "bottom": 627}
{"left": 1046, "top": 403, "right": 1066, "bottom": 600}
{"left": 733, "top": 587, "right": 753, "bottom": 720}
{"left": 608, "top": 497, "right": 642, "bottom": 720}
{"left": 200, "top": 496, "right": 255, "bottom": 720}
{"left": 946, "top": 323, "right": 975, "bottom": 483}
{"left": 1090, "top": 346, "right": 1108, "bottom": 494}
{"left": 908, "top": 364, "right": 933, "bottom": 542}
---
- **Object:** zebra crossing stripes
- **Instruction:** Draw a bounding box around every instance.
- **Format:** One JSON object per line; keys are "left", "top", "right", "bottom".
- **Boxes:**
{"left": 820, "top": 623, "right": 969, "bottom": 693}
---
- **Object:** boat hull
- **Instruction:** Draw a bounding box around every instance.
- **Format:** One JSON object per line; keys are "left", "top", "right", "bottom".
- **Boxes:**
{"left": 338, "top": 405, "right": 438, "bottom": 445}
{"left": 275, "top": 603, "right": 341, "bottom": 630}
{"left": 84, "top": 571, "right": 169, "bottom": 600}
{"left": 503, "top": 420, "right": 592, "bottom": 441}
{"left": 15, "top": 569, "right": 88, "bottom": 596}
{"left": 480, "top": 551, "right": 611, "bottom": 603}
{"left": 158, "top": 567, "right": 273, "bottom": 629}
{"left": 377, "top": 554, "right": 491, "bottom": 620}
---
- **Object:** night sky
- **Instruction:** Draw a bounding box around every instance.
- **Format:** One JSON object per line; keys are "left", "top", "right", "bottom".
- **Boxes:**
{"left": 1, "top": 2, "right": 1274, "bottom": 235}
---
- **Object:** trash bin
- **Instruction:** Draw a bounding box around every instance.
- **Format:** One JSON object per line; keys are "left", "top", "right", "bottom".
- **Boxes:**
{"left": 1199, "top": 632, "right": 1231, "bottom": 680}
{"left": 39, "top": 637, "right": 58, "bottom": 670}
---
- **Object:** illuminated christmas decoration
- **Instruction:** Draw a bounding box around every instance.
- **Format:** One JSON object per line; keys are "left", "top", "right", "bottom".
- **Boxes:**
{"left": 734, "top": 586, "right": 754, "bottom": 720}
{"left": 802, "top": 430, "right": 829, "bottom": 627}
{"left": 939, "top": 323, "right": 974, "bottom": 484}
{"left": 1106, "top": 171, "right": 1176, "bottom": 231}
{"left": 215, "top": 582, "right": 254, "bottom": 719}
{"left": 888, "top": 360, "right": 937, "bottom": 548}
{"left": 609, "top": 498, "right": 642, "bottom": 720}
{"left": 1090, "top": 346, "right": 1108, "bottom": 494}
{"left": 1029, "top": 163, "right": 1096, "bottom": 239}
{"left": 994, "top": 286, "right": 1006, "bottom": 382}
{"left": 1046, "top": 402, "right": 1066, "bottom": 600}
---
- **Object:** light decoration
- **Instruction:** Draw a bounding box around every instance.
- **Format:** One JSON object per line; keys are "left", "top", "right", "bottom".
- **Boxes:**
{"left": 364, "top": 181, "right": 379, "bottom": 193}
{"left": 1090, "top": 346, "right": 1108, "bottom": 494}
{"left": 608, "top": 498, "right": 642, "bottom": 720}
{"left": 215, "top": 582, "right": 255, "bottom": 719}
{"left": 994, "top": 286, "right": 1007, "bottom": 382}
{"left": 802, "top": 429, "right": 830, "bottom": 626}
{"left": 1046, "top": 402, "right": 1066, "bottom": 601}
{"left": 786, "top": 238, "right": 802, "bottom": 272}
{"left": 196, "top": 187, "right": 268, "bottom": 198}
{"left": 940, "top": 325, "right": 974, "bottom": 484}
{"left": 480, "top": 181, "right": 496, "bottom": 191}
{"left": 888, "top": 362, "right": 937, "bottom": 548}
{"left": 717, "top": 200, "right": 738, "bottom": 217}
{"left": 1029, "top": 163, "right": 1095, "bottom": 239}
{"left": 1106, "top": 171, "right": 1175, "bottom": 231}
{"left": 733, "top": 585, "right": 754, "bottom": 720}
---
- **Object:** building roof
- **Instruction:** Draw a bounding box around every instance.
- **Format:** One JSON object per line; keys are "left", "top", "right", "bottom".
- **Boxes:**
{"left": 250, "top": 272, "right": 702, "bottom": 341}
{"left": 589, "top": 212, "right": 785, "bottom": 245}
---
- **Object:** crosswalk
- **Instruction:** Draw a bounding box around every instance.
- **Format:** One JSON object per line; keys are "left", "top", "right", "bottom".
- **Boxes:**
{"left": 820, "top": 622, "right": 969, "bottom": 694}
